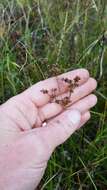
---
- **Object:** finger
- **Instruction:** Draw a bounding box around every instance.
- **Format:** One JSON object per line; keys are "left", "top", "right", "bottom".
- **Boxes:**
{"left": 70, "top": 94, "right": 97, "bottom": 114}
{"left": 22, "top": 69, "right": 89, "bottom": 106}
{"left": 78, "top": 111, "right": 91, "bottom": 129}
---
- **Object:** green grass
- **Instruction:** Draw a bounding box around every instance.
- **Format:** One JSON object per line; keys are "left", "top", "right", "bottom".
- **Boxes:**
{"left": 0, "top": 0, "right": 107, "bottom": 189}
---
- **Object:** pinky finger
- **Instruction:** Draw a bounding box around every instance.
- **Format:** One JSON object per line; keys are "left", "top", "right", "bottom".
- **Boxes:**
{"left": 78, "top": 111, "right": 91, "bottom": 130}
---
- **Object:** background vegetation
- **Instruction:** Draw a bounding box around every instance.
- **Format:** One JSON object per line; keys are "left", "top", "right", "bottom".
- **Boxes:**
{"left": 0, "top": 0, "right": 107, "bottom": 189}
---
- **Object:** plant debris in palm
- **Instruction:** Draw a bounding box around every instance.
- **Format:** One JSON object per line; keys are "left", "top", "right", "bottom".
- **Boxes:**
{"left": 41, "top": 76, "right": 81, "bottom": 108}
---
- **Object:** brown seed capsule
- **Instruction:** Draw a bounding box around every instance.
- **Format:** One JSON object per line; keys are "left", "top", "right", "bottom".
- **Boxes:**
{"left": 74, "top": 76, "right": 81, "bottom": 83}
{"left": 41, "top": 89, "right": 49, "bottom": 94}
{"left": 61, "top": 97, "right": 71, "bottom": 107}
{"left": 62, "top": 78, "right": 71, "bottom": 84}
{"left": 55, "top": 97, "right": 71, "bottom": 107}
{"left": 55, "top": 99, "right": 62, "bottom": 104}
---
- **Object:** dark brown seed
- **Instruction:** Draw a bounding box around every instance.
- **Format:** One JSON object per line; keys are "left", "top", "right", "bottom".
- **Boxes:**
{"left": 55, "top": 99, "right": 62, "bottom": 104}
{"left": 55, "top": 97, "right": 71, "bottom": 107}
{"left": 41, "top": 89, "right": 49, "bottom": 94}
{"left": 74, "top": 76, "right": 81, "bottom": 83}
{"left": 62, "top": 78, "right": 70, "bottom": 83}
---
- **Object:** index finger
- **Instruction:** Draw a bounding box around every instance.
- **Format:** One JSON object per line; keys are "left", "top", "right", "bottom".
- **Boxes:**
{"left": 22, "top": 69, "right": 89, "bottom": 107}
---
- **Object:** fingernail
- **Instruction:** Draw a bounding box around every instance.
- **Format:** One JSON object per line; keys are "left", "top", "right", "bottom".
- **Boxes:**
{"left": 68, "top": 110, "right": 81, "bottom": 125}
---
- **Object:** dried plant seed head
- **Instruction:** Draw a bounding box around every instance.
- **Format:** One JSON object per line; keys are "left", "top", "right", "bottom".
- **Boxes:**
{"left": 55, "top": 96, "right": 71, "bottom": 107}
{"left": 41, "top": 89, "right": 49, "bottom": 94}
{"left": 74, "top": 76, "right": 81, "bottom": 83}
{"left": 68, "top": 82, "right": 74, "bottom": 88}
{"left": 62, "top": 78, "right": 72, "bottom": 84}
{"left": 40, "top": 76, "right": 81, "bottom": 108}
{"left": 61, "top": 97, "right": 71, "bottom": 107}
{"left": 69, "top": 88, "right": 74, "bottom": 93}
{"left": 69, "top": 80, "right": 73, "bottom": 84}
{"left": 55, "top": 99, "right": 62, "bottom": 104}
{"left": 63, "top": 96, "right": 70, "bottom": 103}
{"left": 65, "top": 78, "right": 70, "bottom": 83}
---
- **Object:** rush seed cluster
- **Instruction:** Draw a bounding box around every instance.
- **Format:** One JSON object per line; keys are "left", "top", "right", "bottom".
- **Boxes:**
{"left": 41, "top": 76, "right": 81, "bottom": 108}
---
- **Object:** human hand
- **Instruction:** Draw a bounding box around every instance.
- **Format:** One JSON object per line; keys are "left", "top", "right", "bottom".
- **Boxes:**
{"left": 0, "top": 69, "right": 97, "bottom": 190}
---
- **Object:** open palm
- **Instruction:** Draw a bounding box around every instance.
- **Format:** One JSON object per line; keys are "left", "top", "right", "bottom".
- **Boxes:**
{"left": 0, "top": 69, "right": 97, "bottom": 190}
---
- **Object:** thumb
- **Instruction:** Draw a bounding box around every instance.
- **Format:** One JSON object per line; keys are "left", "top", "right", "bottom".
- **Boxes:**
{"left": 39, "top": 109, "right": 81, "bottom": 151}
